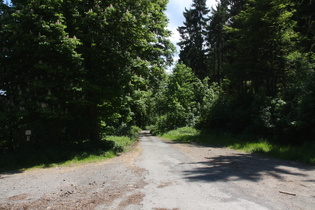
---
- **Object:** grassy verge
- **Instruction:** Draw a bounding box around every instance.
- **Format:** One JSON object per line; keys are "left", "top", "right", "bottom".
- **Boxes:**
{"left": 0, "top": 134, "right": 139, "bottom": 173}
{"left": 160, "top": 127, "right": 315, "bottom": 164}
{"left": 47, "top": 136, "right": 136, "bottom": 168}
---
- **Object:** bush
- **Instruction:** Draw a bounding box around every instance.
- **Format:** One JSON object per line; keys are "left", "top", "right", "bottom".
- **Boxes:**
{"left": 160, "top": 127, "right": 200, "bottom": 142}
{"left": 153, "top": 64, "right": 220, "bottom": 134}
{"left": 128, "top": 126, "right": 142, "bottom": 141}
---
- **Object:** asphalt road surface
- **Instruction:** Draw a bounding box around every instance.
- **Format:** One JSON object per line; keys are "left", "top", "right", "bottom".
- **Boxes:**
{"left": 1, "top": 131, "right": 315, "bottom": 209}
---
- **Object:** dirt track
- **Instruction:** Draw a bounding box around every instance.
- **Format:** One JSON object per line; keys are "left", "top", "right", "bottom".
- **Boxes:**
{"left": 1, "top": 131, "right": 315, "bottom": 209}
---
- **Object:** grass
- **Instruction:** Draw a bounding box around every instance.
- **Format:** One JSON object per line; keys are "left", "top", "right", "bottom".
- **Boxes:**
{"left": 0, "top": 135, "right": 138, "bottom": 173}
{"left": 30, "top": 150, "right": 117, "bottom": 169}
{"left": 160, "top": 127, "right": 315, "bottom": 164}
{"left": 107, "top": 135, "right": 136, "bottom": 149}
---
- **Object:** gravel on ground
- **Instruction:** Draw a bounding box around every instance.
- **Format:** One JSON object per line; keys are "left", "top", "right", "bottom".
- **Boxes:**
{"left": 1, "top": 131, "right": 314, "bottom": 209}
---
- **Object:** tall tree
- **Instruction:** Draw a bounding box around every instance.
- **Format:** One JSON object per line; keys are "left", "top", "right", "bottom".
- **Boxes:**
{"left": 154, "top": 63, "right": 200, "bottom": 131}
{"left": 178, "top": 0, "right": 209, "bottom": 79}
{"left": 294, "top": 0, "right": 315, "bottom": 142}
{"left": 295, "top": 0, "right": 315, "bottom": 53}
{"left": 225, "top": 0, "right": 299, "bottom": 95}
{"left": 206, "top": 2, "right": 228, "bottom": 84}
{"left": 0, "top": 0, "right": 174, "bottom": 149}
{"left": 206, "top": 0, "right": 245, "bottom": 85}
{"left": 0, "top": 0, "right": 83, "bottom": 148}
{"left": 62, "top": 0, "right": 174, "bottom": 140}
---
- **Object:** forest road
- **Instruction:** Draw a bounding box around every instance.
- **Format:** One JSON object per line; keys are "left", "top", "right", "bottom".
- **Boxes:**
{"left": 1, "top": 131, "right": 315, "bottom": 209}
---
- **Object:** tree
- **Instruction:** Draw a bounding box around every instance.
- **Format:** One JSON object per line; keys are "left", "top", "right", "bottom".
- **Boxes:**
{"left": 154, "top": 63, "right": 198, "bottom": 131}
{"left": 178, "top": 0, "right": 209, "bottom": 79}
{"left": 205, "top": 0, "right": 246, "bottom": 85}
{"left": 294, "top": 0, "right": 315, "bottom": 142}
{"left": 0, "top": 0, "right": 174, "bottom": 150}
{"left": 206, "top": 2, "right": 228, "bottom": 84}
{"left": 225, "top": 0, "right": 299, "bottom": 95}
{"left": 154, "top": 63, "right": 219, "bottom": 132}
{"left": 65, "top": 0, "right": 173, "bottom": 139}
{"left": 0, "top": 0, "right": 83, "bottom": 149}
{"left": 295, "top": 0, "right": 315, "bottom": 53}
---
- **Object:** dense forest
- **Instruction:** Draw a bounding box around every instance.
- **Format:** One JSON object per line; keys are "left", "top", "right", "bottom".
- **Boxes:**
{"left": 156, "top": 0, "right": 315, "bottom": 145}
{"left": 0, "top": 0, "right": 174, "bottom": 151}
{"left": 0, "top": 0, "right": 314, "bottom": 154}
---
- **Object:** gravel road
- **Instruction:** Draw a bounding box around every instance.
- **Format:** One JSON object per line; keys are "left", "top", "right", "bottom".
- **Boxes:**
{"left": 1, "top": 131, "right": 315, "bottom": 209}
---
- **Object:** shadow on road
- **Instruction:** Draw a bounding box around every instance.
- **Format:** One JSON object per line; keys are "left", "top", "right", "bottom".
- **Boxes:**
{"left": 0, "top": 170, "right": 24, "bottom": 179}
{"left": 182, "top": 153, "right": 315, "bottom": 183}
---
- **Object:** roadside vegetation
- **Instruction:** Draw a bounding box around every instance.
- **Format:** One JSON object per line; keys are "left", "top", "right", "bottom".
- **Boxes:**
{"left": 0, "top": 126, "right": 141, "bottom": 173}
{"left": 150, "top": 0, "right": 315, "bottom": 165}
{"left": 0, "top": 1, "right": 170, "bottom": 172}
{"left": 159, "top": 127, "right": 315, "bottom": 164}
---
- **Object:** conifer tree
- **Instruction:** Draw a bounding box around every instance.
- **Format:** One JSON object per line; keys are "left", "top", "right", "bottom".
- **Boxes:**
{"left": 178, "top": 0, "right": 209, "bottom": 79}
{"left": 226, "top": 0, "right": 299, "bottom": 95}
{"left": 206, "top": 2, "right": 228, "bottom": 84}
{"left": 295, "top": 0, "right": 315, "bottom": 53}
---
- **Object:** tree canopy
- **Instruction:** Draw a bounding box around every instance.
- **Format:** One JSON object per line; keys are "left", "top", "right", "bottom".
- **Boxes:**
{"left": 163, "top": 0, "right": 315, "bottom": 145}
{"left": 0, "top": 0, "right": 174, "bottom": 150}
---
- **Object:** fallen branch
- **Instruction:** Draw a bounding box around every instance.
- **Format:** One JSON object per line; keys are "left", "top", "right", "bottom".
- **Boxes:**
{"left": 279, "top": 191, "right": 296, "bottom": 196}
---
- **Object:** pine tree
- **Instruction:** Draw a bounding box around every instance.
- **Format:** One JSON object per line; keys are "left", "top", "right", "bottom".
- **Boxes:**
{"left": 206, "top": 0, "right": 245, "bottom": 85}
{"left": 178, "top": 0, "right": 209, "bottom": 79}
{"left": 295, "top": 0, "right": 315, "bottom": 53}
{"left": 206, "top": 2, "right": 228, "bottom": 84}
{"left": 226, "top": 0, "right": 299, "bottom": 95}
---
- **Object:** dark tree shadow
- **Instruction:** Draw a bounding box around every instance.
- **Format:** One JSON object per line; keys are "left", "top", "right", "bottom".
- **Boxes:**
{"left": 0, "top": 139, "right": 118, "bottom": 175}
{"left": 0, "top": 170, "right": 24, "bottom": 179}
{"left": 182, "top": 153, "right": 315, "bottom": 183}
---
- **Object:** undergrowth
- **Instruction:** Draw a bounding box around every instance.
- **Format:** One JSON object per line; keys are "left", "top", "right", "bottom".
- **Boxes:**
{"left": 160, "top": 127, "right": 315, "bottom": 164}
{"left": 0, "top": 129, "right": 140, "bottom": 173}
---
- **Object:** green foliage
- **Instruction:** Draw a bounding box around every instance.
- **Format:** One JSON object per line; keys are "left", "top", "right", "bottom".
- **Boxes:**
{"left": 298, "top": 61, "right": 315, "bottom": 142}
{"left": 225, "top": 0, "right": 299, "bottom": 95}
{"left": 0, "top": 134, "right": 137, "bottom": 172}
{"left": 106, "top": 135, "right": 138, "bottom": 153}
{"left": 0, "top": 0, "right": 173, "bottom": 151}
{"left": 153, "top": 63, "right": 219, "bottom": 133}
{"left": 160, "top": 127, "right": 200, "bottom": 142}
{"left": 295, "top": 0, "right": 315, "bottom": 53}
{"left": 206, "top": 1, "right": 231, "bottom": 85}
{"left": 0, "top": 0, "right": 84, "bottom": 148}
{"left": 191, "top": 0, "right": 315, "bottom": 145}
{"left": 161, "top": 127, "right": 315, "bottom": 164}
{"left": 178, "top": 0, "right": 209, "bottom": 79}
{"left": 128, "top": 126, "right": 142, "bottom": 141}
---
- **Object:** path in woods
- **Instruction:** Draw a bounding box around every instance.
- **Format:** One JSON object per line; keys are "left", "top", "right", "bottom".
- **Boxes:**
{"left": 1, "top": 131, "right": 315, "bottom": 209}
